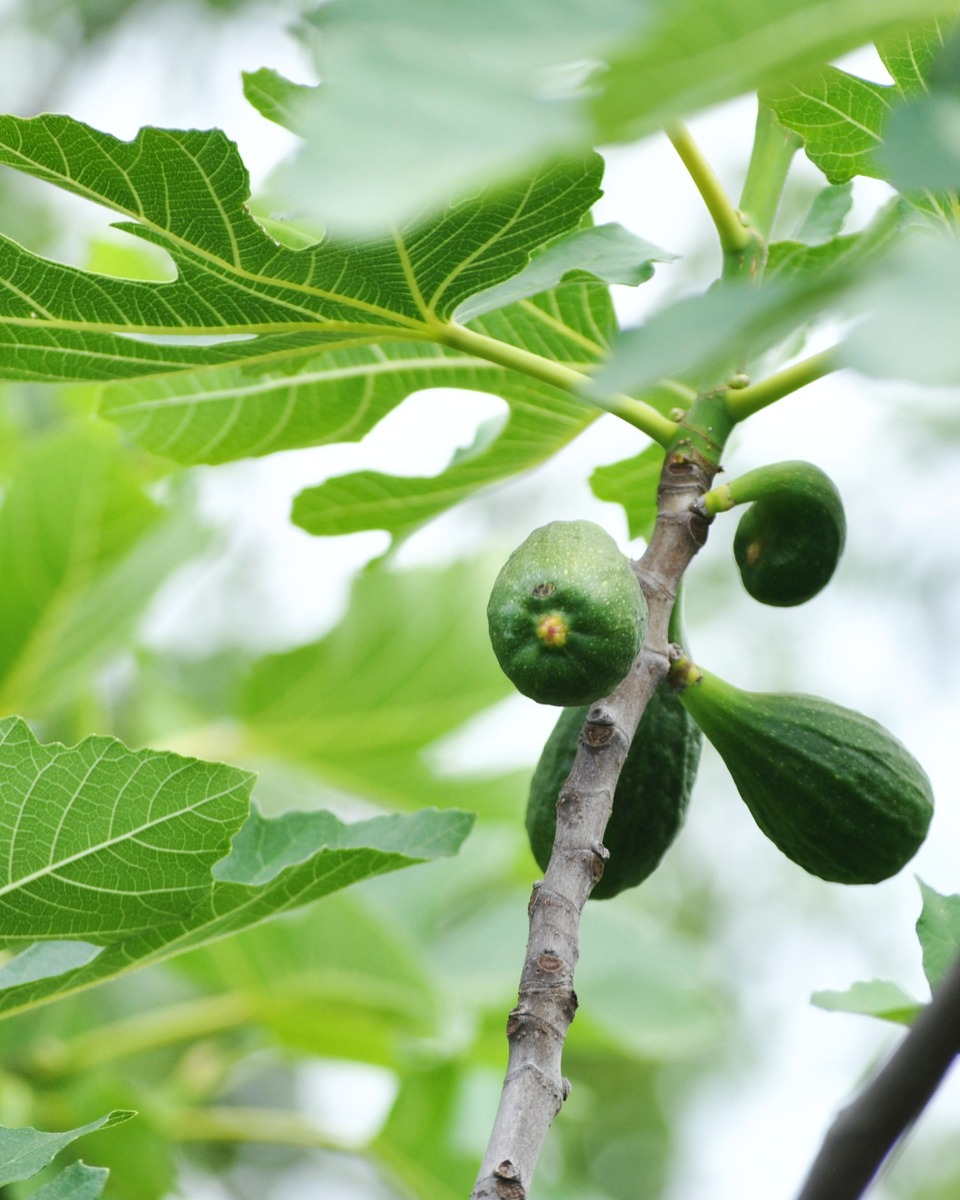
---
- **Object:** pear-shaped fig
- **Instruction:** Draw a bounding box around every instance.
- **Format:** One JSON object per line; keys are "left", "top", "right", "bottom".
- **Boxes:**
{"left": 678, "top": 667, "right": 933, "bottom": 884}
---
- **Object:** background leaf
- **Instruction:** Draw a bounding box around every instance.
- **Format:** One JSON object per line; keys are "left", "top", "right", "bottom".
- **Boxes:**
{"left": 238, "top": 561, "right": 515, "bottom": 806}
{"left": 0, "top": 1110, "right": 133, "bottom": 1186}
{"left": 810, "top": 979, "right": 923, "bottom": 1025}
{"left": 0, "top": 716, "right": 253, "bottom": 942}
{"left": 173, "top": 891, "right": 441, "bottom": 1064}
{"left": 593, "top": 1, "right": 960, "bottom": 142}
{"left": 0, "top": 423, "right": 205, "bottom": 714}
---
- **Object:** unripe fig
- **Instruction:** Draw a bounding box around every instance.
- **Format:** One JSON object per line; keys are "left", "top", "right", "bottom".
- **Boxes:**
{"left": 709, "top": 461, "right": 846, "bottom": 606}
{"left": 678, "top": 667, "right": 934, "bottom": 884}
{"left": 487, "top": 520, "right": 646, "bottom": 706}
{"left": 526, "top": 686, "right": 701, "bottom": 898}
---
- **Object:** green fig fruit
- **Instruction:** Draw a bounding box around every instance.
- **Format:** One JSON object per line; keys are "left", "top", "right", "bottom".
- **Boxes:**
{"left": 526, "top": 685, "right": 701, "bottom": 898}
{"left": 710, "top": 461, "right": 846, "bottom": 607}
{"left": 487, "top": 520, "right": 647, "bottom": 707}
{"left": 679, "top": 667, "right": 933, "bottom": 884}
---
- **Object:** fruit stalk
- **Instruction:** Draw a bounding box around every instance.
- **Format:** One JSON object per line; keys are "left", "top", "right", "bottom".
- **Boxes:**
{"left": 470, "top": 428, "right": 719, "bottom": 1200}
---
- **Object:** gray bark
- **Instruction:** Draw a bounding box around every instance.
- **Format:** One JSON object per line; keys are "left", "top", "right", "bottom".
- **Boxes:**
{"left": 470, "top": 445, "right": 715, "bottom": 1199}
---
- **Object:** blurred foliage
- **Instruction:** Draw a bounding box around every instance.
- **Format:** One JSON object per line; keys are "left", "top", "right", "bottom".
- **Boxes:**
{"left": 0, "top": 4, "right": 958, "bottom": 1200}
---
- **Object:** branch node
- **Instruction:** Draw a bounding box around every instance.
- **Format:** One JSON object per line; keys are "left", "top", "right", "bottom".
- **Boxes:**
{"left": 504, "top": 1008, "right": 566, "bottom": 1049}
{"left": 528, "top": 881, "right": 579, "bottom": 922}
{"left": 583, "top": 721, "right": 616, "bottom": 748}
{"left": 494, "top": 1161, "right": 526, "bottom": 1200}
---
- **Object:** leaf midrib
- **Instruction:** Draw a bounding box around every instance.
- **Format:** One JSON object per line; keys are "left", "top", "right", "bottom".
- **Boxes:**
{"left": 0, "top": 749, "right": 238, "bottom": 902}
{"left": 0, "top": 131, "right": 431, "bottom": 331}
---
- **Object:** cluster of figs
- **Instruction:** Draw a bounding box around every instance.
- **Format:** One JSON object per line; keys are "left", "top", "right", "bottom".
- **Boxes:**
{"left": 487, "top": 460, "right": 934, "bottom": 896}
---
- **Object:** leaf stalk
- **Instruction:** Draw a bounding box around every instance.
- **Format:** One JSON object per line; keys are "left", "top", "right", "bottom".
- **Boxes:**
{"left": 725, "top": 348, "right": 840, "bottom": 422}
{"left": 441, "top": 323, "right": 679, "bottom": 446}
{"left": 667, "top": 121, "right": 753, "bottom": 257}
{"left": 739, "top": 101, "right": 803, "bottom": 241}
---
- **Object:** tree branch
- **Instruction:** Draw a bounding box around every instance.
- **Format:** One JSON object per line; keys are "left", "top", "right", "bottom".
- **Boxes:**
{"left": 470, "top": 441, "right": 718, "bottom": 1200}
{"left": 795, "top": 950, "right": 960, "bottom": 1200}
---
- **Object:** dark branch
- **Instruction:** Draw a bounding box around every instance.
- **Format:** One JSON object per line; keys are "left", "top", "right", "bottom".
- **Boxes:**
{"left": 795, "top": 950, "right": 960, "bottom": 1200}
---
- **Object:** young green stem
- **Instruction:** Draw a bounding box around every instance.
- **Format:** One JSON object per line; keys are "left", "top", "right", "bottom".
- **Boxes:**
{"left": 725, "top": 348, "right": 840, "bottom": 422}
{"left": 162, "top": 1106, "right": 350, "bottom": 1152}
{"left": 440, "top": 322, "right": 680, "bottom": 445}
{"left": 666, "top": 121, "right": 752, "bottom": 257}
{"left": 739, "top": 101, "right": 802, "bottom": 241}
{"left": 22, "top": 993, "right": 257, "bottom": 1077}
{"left": 666, "top": 120, "right": 765, "bottom": 378}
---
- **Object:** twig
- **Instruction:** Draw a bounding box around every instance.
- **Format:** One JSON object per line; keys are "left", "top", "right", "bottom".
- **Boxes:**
{"left": 795, "top": 950, "right": 960, "bottom": 1200}
{"left": 738, "top": 101, "right": 802, "bottom": 241}
{"left": 724, "top": 348, "right": 840, "bottom": 423}
{"left": 666, "top": 122, "right": 751, "bottom": 257}
{"left": 470, "top": 443, "right": 717, "bottom": 1200}
{"left": 440, "top": 322, "right": 680, "bottom": 446}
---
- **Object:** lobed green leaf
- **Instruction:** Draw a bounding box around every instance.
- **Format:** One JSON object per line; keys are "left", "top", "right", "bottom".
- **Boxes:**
{"left": 764, "top": 18, "right": 959, "bottom": 221}
{"left": 0, "top": 805, "right": 473, "bottom": 1020}
{"left": 813, "top": 880, "right": 960, "bottom": 1029}
{"left": 0, "top": 716, "right": 254, "bottom": 942}
{"left": 917, "top": 879, "right": 960, "bottom": 991}
{"left": 28, "top": 1162, "right": 110, "bottom": 1200}
{"left": 0, "top": 112, "right": 637, "bottom": 535}
{"left": 0, "top": 708, "right": 474, "bottom": 1019}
